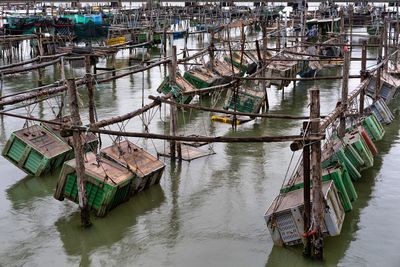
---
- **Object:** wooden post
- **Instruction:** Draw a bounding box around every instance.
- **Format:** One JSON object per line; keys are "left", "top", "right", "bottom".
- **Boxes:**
{"left": 310, "top": 89, "right": 323, "bottom": 260}
{"left": 85, "top": 55, "right": 96, "bottom": 124}
{"left": 340, "top": 9, "right": 345, "bottom": 44}
{"left": 184, "top": 28, "right": 189, "bottom": 59}
{"left": 209, "top": 28, "right": 215, "bottom": 70}
{"left": 262, "top": 19, "right": 269, "bottom": 111}
{"left": 67, "top": 79, "right": 91, "bottom": 228}
{"left": 37, "top": 29, "right": 44, "bottom": 57}
{"left": 163, "top": 27, "right": 167, "bottom": 58}
{"left": 339, "top": 51, "right": 350, "bottom": 138}
{"left": 37, "top": 67, "right": 44, "bottom": 87}
{"left": 302, "top": 121, "right": 311, "bottom": 257}
{"left": 276, "top": 16, "right": 281, "bottom": 50}
{"left": 360, "top": 41, "right": 367, "bottom": 115}
{"left": 349, "top": 6, "right": 353, "bottom": 53}
{"left": 383, "top": 18, "right": 388, "bottom": 72}
{"left": 57, "top": 57, "right": 66, "bottom": 118}
{"left": 376, "top": 30, "right": 383, "bottom": 101}
{"left": 168, "top": 46, "right": 180, "bottom": 160}
{"left": 111, "top": 53, "right": 116, "bottom": 77}
{"left": 0, "top": 73, "right": 3, "bottom": 110}
{"left": 227, "top": 28, "right": 238, "bottom": 129}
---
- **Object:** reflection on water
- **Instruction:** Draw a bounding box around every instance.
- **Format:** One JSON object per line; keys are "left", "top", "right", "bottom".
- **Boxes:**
{"left": 6, "top": 172, "right": 59, "bottom": 210}
{"left": 56, "top": 185, "right": 165, "bottom": 263}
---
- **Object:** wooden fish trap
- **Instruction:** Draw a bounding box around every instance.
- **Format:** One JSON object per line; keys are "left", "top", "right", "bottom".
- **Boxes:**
{"left": 365, "top": 98, "right": 395, "bottom": 125}
{"left": 223, "top": 52, "right": 250, "bottom": 73}
{"left": 264, "top": 180, "right": 345, "bottom": 246}
{"left": 343, "top": 126, "right": 374, "bottom": 171}
{"left": 282, "top": 163, "right": 357, "bottom": 212}
{"left": 2, "top": 124, "right": 73, "bottom": 176}
{"left": 321, "top": 139, "right": 362, "bottom": 181}
{"left": 157, "top": 73, "right": 195, "bottom": 104}
{"left": 365, "top": 73, "right": 400, "bottom": 103}
{"left": 100, "top": 140, "right": 165, "bottom": 195}
{"left": 265, "top": 62, "right": 295, "bottom": 89}
{"left": 360, "top": 113, "right": 385, "bottom": 142}
{"left": 41, "top": 116, "right": 99, "bottom": 153}
{"left": 183, "top": 67, "right": 221, "bottom": 89}
{"left": 226, "top": 87, "right": 265, "bottom": 114}
{"left": 54, "top": 152, "right": 136, "bottom": 217}
{"left": 212, "top": 60, "right": 242, "bottom": 77}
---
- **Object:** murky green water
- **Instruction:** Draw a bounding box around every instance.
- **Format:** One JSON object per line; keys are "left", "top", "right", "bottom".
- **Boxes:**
{"left": 1, "top": 28, "right": 400, "bottom": 267}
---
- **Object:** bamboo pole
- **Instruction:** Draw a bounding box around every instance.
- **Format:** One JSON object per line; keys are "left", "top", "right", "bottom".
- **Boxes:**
{"left": 67, "top": 79, "right": 91, "bottom": 228}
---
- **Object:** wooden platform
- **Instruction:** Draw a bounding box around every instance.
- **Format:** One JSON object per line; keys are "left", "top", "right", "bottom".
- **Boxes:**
{"left": 158, "top": 144, "right": 215, "bottom": 161}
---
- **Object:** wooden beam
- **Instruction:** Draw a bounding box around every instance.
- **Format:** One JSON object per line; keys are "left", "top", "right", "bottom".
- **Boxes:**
{"left": 149, "top": 95, "right": 322, "bottom": 120}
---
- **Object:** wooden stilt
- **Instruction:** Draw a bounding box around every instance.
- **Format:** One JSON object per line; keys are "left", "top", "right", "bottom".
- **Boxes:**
{"left": 360, "top": 41, "right": 367, "bottom": 115}
{"left": 376, "top": 28, "right": 383, "bottom": 101}
{"left": 111, "top": 53, "right": 116, "bottom": 77}
{"left": 209, "top": 28, "right": 215, "bottom": 70}
{"left": 67, "top": 79, "right": 91, "bottom": 228}
{"left": 262, "top": 19, "right": 269, "bottom": 111}
{"left": 168, "top": 46, "right": 180, "bottom": 160}
{"left": 0, "top": 73, "right": 3, "bottom": 110}
{"left": 37, "top": 67, "right": 44, "bottom": 87}
{"left": 302, "top": 121, "right": 311, "bottom": 257}
{"left": 310, "top": 89, "right": 323, "bottom": 260}
{"left": 85, "top": 55, "right": 96, "bottom": 124}
{"left": 339, "top": 51, "right": 350, "bottom": 138}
